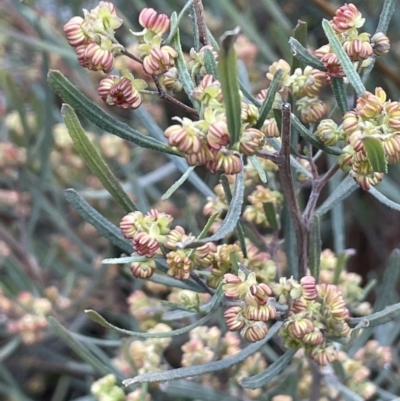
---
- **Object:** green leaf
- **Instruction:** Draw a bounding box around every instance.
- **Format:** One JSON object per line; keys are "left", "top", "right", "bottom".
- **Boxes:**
{"left": 218, "top": 27, "right": 242, "bottom": 147}
{"left": 123, "top": 322, "right": 282, "bottom": 386}
{"left": 161, "top": 166, "right": 196, "bottom": 200}
{"left": 263, "top": 202, "right": 280, "bottom": 230}
{"left": 248, "top": 156, "right": 267, "bottom": 183}
{"left": 204, "top": 48, "right": 218, "bottom": 78}
{"left": 48, "top": 317, "right": 118, "bottom": 378}
{"left": 166, "top": 1, "right": 195, "bottom": 43}
{"left": 179, "top": 167, "right": 245, "bottom": 248}
{"left": 163, "top": 380, "right": 242, "bottom": 401}
{"left": 283, "top": 201, "right": 298, "bottom": 279}
{"left": 291, "top": 114, "right": 342, "bottom": 156}
{"left": 362, "top": 136, "right": 388, "bottom": 173}
{"left": 374, "top": 249, "right": 400, "bottom": 312}
{"left": 331, "top": 77, "right": 348, "bottom": 115}
{"left": 309, "top": 215, "right": 321, "bottom": 282}
{"left": 321, "top": 20, "right": 366, "bottom": 96}
{"left": 102, "top": 256, "right": 148, "bottom": 265}
{"left": 64, "top": 189, "right": 133, "bottom": 254}
{"left": 291, "top": 20, "right": 307, "bottom": 71}
{"left": 62, "top": 105, "right": 137, "bottom": 213}
{"left": 255, "top": 69, "right": 283, "bottom": 130}
{"left": 288, "top": 37, "right": 325, "bottom": 70}
{"left": 333, "top": 249, "right": 355, "bottom": 285}
{"left": 86, "top": 286, "right": 224, "bottom": 339}
{"left": 376, "top": 0, "right": 397, "bottom": 34}
{"left": 369, "top": 186, "right": 400, "bottom": 211}
{"left": 170, "top": 14, "right": 198, "bottom": 109}
{"left": 349, "top": 301, "right": 400, "bottom": 328}
{"left": 48, "top": 70, "right": 178, "bottom": 155}
{"left": 316, "top": 175, "right": 358, "bottom": 216}
{"left": 240, "top": 349, "right": 297, "bottom": 388}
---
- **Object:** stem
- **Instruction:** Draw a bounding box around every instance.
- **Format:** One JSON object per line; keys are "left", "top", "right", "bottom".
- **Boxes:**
{"left": 302, "top": 163, "right": 340, "bottom": 226}
{"left": 279, "top": 104, "right": 308, "bottom": 278}
{"left": 189, "top": 271, "right": 215, "bottom": 295}
{"left": 121, "top": 49, "right": 199, "bottom": 119}
{"left": 193, "top": 0, "right": 209, "bottom": 46}
{"left": 257, "top": 104, "right": 308, "bottom": 278}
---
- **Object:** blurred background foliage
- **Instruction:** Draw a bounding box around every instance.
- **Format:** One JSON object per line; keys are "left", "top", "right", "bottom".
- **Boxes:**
{"left": 0, "top": 0, "right": 400, "bottom": 400}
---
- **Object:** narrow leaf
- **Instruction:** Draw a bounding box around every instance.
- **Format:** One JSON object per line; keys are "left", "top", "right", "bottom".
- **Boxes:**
{"left": 240, "top": 349, "right": 297, "bottom": 388}
{"left": 249, "top": 156, "right": 267, "bottom": 183}
{"left": 288, "top": 37, "right": 325, "bottom": 70}
{"left": 369, "top": 186, "right": 400, "bottom": 211}
{"left": 316, "top": 175, "right": 358, "bottom": 216}
{"left": 48, "top": 70, "right": 177, "bottom": 155}
{"left": 321, "top": 20, "right": 366, "bottom": 96}
{"left": 309, "top": 215, "right": 321, "bottom": 282}
{"left": 349, "top": 301, "right": 400, "bottom": 328}
{"left": 255, "top": 69, "right": 283, "bottom": 129}
{"left": 362, "top": 136, "right": 388, "bottom": 173}
{"left": 283, "top": 201, "right": 298, "bottom": 279}
{"left": 218, "top": 27, "right": 242, "bottom": 146}
{"left": 204, "top": 48, "right": 218, "bottom": 78}
{"left": 179, "top": 167, "right": 245, "bottom": 248}
{"left": 291, "top": 20, "right": 307, "bottom": 71}
{"left": 333, "top": 249, "right": 356, "bottom": 285}
{"left": 376, "top": 0, "right": 397, "bottom": 34}
{"left": 62, "top": 105, "right": 137, "bottom": 213}
{"left": 86, "top": 286, "right": 223, "bottom": 339}
{"left": 374, "top": 249, "right": 400, "bottom": 312}
{"left": 170, "top": 14, "right": 198, "bottom": 109}
{"left": 166, "top": 1, "right": 195, "bottom": 43}
{"left": 163, "top": 380, "right": 242, "bottom": 401}
{"left": 291, "top": 114, "right": 342, "bottom": 156}
{"left": 48, "top": 317, "right": 113, "bottom": 377}
{"left": 331, "top": 77, "right": 348, "bottom": 115}
{"left": 263, "top": 202, "right": 279, "bottom": 230}
{"left": 162, "top": 166, "right": 196, "bottom": 200}
{"left": 102, "top": 256, "right": 148, "bottom": 265}
{"left": 64, "top": 189, "right": 133, "bottom": 254}
{"left": 123, "top": 322, "right": 282, "bottom": 386}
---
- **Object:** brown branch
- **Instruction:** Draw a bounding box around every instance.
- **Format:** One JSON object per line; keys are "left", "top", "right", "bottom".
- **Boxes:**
{"left": 302, "top": 163, "right": 340, "bottom": 226}
{"left": 257, "top": 104, "right": 308, "bottom": 278}
{"left": 193, "top": 0, "right": 209, "bottom": 46}
{"left": 120, "top": 49, "right": 199, "bottom": 119}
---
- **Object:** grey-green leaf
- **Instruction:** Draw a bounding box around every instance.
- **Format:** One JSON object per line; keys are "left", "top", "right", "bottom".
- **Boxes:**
{"left": 288, "top": 37, "right": 324, "bottom": 70}
{"left": 362, "top": 136, "right": 388, "bottom": 173}
{"left": 240, "top": 349, "right": 297, "bottom": 388}
{"left": 178, "top": 167, "right": 245, "bottom": 248}
{"left": 369, "top": 186, "right": 400, "bottom": 211}
{"left": 123, "top": 322, "right": 282, "bottom": 386}
{"left": 64, "top": 189, "right": 133, "bottom": 254}
{"left": 218, "top": 27, "right": 242, "bottom": 147}
{"left": 321, "top": 20, "right": 366, "bottom": 96}
{"left": 62, "top": 105, "right": 137, "bottom": 213}
{"left": 309, "top": 215, "right": 321, "bottom": 282}
{"left": 48, "top": 70, "right": 178, "bottom": 155}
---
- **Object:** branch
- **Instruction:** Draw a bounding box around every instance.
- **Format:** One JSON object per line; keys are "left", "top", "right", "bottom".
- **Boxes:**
{"left": 193, "top": 0, "right": 209, "bottom": 46}
{"left": 121, "top": 49, "right": 199, "bottom": 119}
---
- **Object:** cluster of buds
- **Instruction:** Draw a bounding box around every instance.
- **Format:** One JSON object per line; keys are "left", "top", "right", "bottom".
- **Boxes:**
{"left": 339, "top": 87, "right": 400, "bottom": 189}
{"left": 128, "top": 323, "right": 172, "bottom": 375}
{"left": 223, "top": 271, "right": 277, "bottom": 342}
{"left": 165, "top": 76, "right": 265, "bottom": 174}
{"left": 91, "top": 374, "right": 126, "bottom": 401}
{"left": 264, "top": 59, "right": 328, "bottom": 124}
{"left": 319, "top": 249, "right": 372, "bottom": 315}
{"left": 277, "top": 276, "right": 351, "bottom": 365}
{"left": 134, "top": 8, "right": 177, "bottom": 75}
{"left": 243, "top": 185, "right": 283, "bottom": 226}
{"left": 315, "top": 3, "right": 389, "bottom": 77}
{"left": 5, "top": 291, "right": 52, "bottom": 345}
{"left": 63, "top": 2, "right": 123, "bottom": 73}
{"left": 120, "top": 209, "right": 218, "bottom": 281}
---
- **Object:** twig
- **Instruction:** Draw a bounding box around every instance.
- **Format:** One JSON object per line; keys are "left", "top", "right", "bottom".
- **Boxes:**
{"left": 193, "top": 0, "right": 209, "bottom": 46}
{"left": 189, "top": 271, "right": 215, "bottom": 295}
{"left": 257, "top": 104, "right": 308, "bottom": 278}
{"left": 121, "top": 49, "right": 199, "bottom": 119}
{"left": 302, "top": 163, "right": 340, "bottom": 226}
{"left": 309, "top": 358, "right": 322, "bottom": 401}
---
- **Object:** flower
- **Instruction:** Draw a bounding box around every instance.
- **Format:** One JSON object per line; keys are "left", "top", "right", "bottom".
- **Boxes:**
{"left": 138, "top": 8, "right": 170, "bottom": 35}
